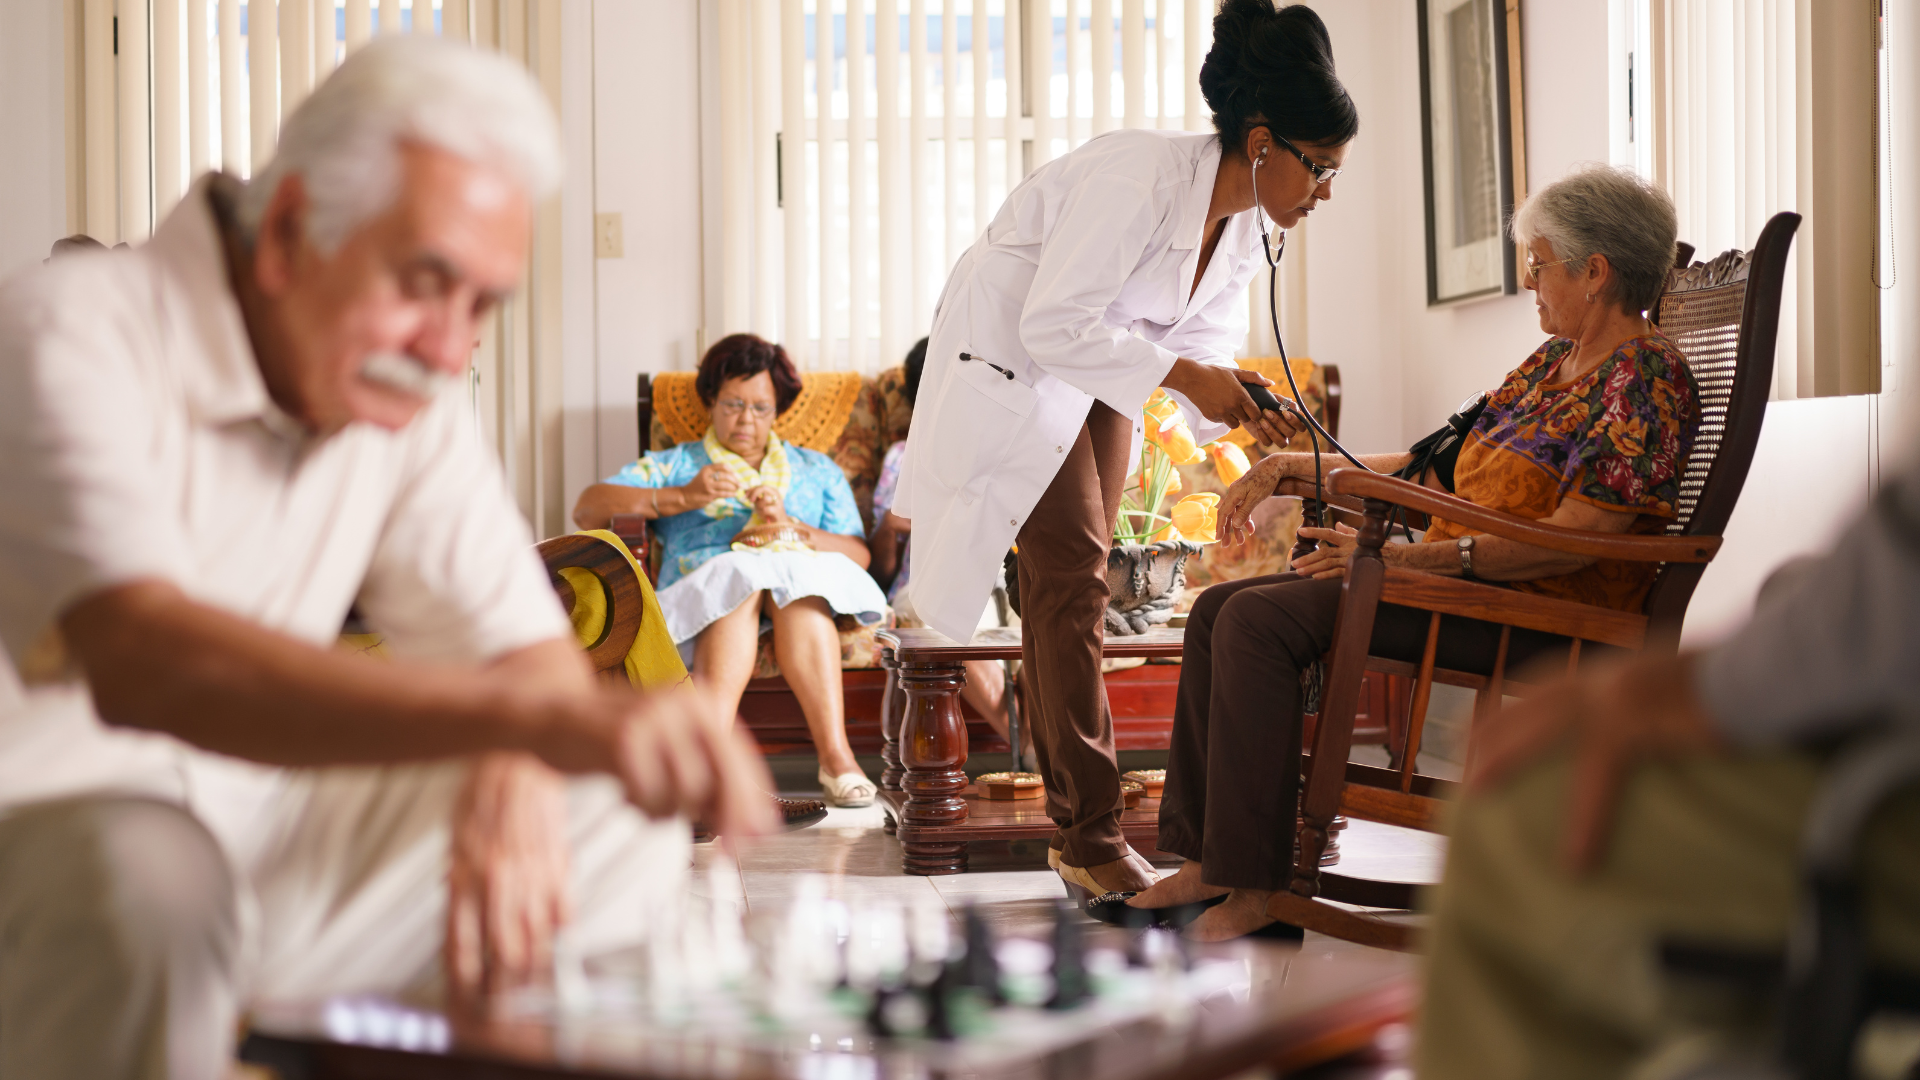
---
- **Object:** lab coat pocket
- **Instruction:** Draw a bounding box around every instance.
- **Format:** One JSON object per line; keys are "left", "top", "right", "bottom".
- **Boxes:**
{"left": 953, "top": 352, "right": 1037, "bottom": 416}
{"left": 927, "top": 356, "right": 1038, "bottom": 496}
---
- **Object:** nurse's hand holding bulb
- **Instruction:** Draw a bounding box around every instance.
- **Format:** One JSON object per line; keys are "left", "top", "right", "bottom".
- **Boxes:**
{"left": 1164, "top": 358, "right": 1304, "bottom": 448}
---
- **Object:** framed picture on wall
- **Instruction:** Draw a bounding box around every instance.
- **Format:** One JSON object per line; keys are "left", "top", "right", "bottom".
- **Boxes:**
{"left": 1418, "top": 0, "right": 1526, "bottom": 306}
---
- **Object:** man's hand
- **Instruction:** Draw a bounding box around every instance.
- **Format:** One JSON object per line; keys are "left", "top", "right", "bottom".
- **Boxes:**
{"left": 1468, "top": 652, "right": 1725, "bottom": 873}
{"left": 680, "top": 464, "right": 740, "bottom": 510}
{"left": 1219, "top": 453, "right": 1288, "bottom": 544}
{"left": 447, "top": 752, "right": 571, "bottom": 997}
{"left": 535, "top": 683, "right": 778, "bottom": 842}
{"left": 1163, "top": 359, "right": 1304, "bottom": 447}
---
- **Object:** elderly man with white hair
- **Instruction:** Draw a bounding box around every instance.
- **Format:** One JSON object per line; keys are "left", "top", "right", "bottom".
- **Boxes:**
{"left": 0, "top": 37, "right": 772, "bottom": 1079}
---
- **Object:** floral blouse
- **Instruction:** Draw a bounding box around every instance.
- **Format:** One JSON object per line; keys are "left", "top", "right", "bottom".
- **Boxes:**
{"left": 1424, "top": 333, "right": 1700, "bottom": 611}
{"left": 603, "top": 432, "right": 866, "bottom": 589}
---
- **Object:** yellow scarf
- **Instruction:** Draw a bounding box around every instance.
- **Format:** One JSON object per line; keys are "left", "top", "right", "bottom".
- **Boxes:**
{"left": 558, "top": 530, "right": 690, "bottom": 690}
{"left": 702, "top": 427, "right": 793, "bottom": 518}
{"left": 703, "top": 428, "right": 811, "bottom": 554}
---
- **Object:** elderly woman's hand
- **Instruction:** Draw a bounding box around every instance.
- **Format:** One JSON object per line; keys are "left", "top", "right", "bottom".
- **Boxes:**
{"left": 745, "top": 485, "right": 788, "bottom": 523}
{"left": 1219, "top": 454, "right": 1287, "bottom": 544}
{"left": 1291, "top": 522, "right": 1411, "bottom": 580}
{"left": 681, "top": 464, "right": 741, "bottom": 509}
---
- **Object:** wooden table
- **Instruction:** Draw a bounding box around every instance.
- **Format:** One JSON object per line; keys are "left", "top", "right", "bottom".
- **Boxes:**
{"left": 875, "top": 626, "right": 1185, "bottom": 875}
{"left": 242, "top": 935, "right": 1416, "bottom": 1080}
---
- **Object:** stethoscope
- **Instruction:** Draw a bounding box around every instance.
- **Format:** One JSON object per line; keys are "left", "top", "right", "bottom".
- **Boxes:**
{"left": 1246, "top": 140, "right": 1376, "bottom": 533}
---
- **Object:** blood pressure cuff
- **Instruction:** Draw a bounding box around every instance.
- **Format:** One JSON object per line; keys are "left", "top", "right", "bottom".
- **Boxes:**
{"left": 1395, "top": 392, "right": 1488, "bottom": 493}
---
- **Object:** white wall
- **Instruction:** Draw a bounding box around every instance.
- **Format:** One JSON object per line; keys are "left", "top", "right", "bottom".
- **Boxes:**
{"left": 1, "top": 0, "right": 68, "bottom": 280}
{"left": 557, "top": 0, "right": 709, "bottom": 517}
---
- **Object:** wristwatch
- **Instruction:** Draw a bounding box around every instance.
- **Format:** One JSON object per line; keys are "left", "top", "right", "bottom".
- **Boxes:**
{"left": 1456, "top": 535, "right": 1478, "bottom": 579}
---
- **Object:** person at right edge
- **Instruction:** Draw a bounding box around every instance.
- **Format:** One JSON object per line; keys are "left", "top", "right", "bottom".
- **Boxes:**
{"left": 1417, "top": 464, "right": 1920, "bottom": 1077}
{"left": 895, "top": 0, "right": 1349, "bottom": 897}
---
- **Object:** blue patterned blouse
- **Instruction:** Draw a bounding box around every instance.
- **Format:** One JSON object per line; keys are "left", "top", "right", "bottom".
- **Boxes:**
{"left": 603, "top": 438, "right": 866, "bottom": 589}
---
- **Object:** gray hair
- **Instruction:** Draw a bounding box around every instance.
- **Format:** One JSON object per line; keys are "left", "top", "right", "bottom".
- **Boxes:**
{"left": 237, "top": 36, "right": 562, "bottom": 252}
{"left": 1511, "top": 164, "right": 1678, "bottom": 315}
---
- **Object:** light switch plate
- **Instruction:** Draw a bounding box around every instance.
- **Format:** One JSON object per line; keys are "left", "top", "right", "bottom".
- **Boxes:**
{"left": 594, "top": 212, "right": 624, "bottom": 259}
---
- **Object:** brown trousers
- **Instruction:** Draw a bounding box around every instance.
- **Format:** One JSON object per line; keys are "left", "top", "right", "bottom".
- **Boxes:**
{"left": 1016, "top": 401, "right": 1133, "bottom": 867}
{"left": 1156, "top": 572, "right": 1575, "bottom": 891}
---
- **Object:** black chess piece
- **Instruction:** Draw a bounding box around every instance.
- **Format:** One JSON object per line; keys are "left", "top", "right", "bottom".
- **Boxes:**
{"left": 1046, "top": 899, "right": 1090, "bottom": 1010}
{"left": 924, "top": 965, "right": 957, "bottom": 1041}
{"left": 955, "top": 906, "right": 1003, "bottom": 1003}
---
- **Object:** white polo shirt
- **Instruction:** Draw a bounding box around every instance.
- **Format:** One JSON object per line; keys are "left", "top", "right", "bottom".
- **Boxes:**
{"left": 0, "top": 177, "right": 572, "bottom": 814}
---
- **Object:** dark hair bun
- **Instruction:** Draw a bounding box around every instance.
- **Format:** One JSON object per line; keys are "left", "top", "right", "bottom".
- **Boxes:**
{"left": 1200, "top": 0, "right": 1358, "bottom": 152}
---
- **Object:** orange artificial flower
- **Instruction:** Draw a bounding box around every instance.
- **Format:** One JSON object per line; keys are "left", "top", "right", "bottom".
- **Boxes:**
{"left": 1169, "top": 493, "right": 1221, "bottom": 543}
{"left": 1207, "top": 441, "right": 1251, "bottom": 484}
{"left": 1144, "top": 390, "right": 1181, "bottom": 427}
{"left": 1151, "top": 420, "right": 1205, "bottom": 465}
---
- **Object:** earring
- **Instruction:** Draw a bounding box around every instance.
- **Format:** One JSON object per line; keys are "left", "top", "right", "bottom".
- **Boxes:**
{"left": 1585, "top": 292, "right": 1594, "bottom": 303}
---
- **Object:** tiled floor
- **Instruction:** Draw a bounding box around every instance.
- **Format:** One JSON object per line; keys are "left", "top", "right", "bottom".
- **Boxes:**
{"left": 700, "top": 765, "right": 1448, "bottom": 948}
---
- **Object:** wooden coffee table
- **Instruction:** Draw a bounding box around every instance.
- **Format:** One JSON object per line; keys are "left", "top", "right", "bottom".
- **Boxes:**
{"left": 875, "top": 626, "right": 1185, "bottom": 876}
{"left": 242, "top": 934, "right": 1416, "bottom": 1080}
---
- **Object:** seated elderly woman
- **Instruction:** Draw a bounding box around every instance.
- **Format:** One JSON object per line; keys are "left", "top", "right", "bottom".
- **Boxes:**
{"left": 1120, "top": 164, "right": 1700, "bottom": 940}
{"left": 573, "top": 333, "right": 887, "bottom": 807}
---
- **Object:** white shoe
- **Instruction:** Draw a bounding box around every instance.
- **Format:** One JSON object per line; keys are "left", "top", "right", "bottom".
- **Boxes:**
{"left": 817, "top": 768, "right": 877, "bottom": 808}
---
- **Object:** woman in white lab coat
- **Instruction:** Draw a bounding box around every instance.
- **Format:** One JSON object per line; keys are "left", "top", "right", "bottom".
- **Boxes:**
{"left": 895, "top": 0, "right": 1358, "bottom": 896}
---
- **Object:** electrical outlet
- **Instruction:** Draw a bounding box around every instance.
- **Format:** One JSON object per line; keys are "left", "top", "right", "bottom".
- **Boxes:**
{"left": 594, "top": 212, "right": 624, "bottom": 259}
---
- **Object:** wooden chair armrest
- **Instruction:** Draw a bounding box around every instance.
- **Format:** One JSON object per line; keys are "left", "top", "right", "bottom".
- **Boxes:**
{"left": 607, "top": 514, "right": 651, "bottom": 557}
{"left": 1327, "top": 469, "right": 1720, "bottom": 564}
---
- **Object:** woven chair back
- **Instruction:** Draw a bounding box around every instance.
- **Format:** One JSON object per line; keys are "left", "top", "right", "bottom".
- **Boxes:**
{"left": 1641, "top": 212, "right": 1800, "bottom": 637}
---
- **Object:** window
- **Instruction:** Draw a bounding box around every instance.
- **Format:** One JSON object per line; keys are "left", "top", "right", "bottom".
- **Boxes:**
{"left": 65, "top": 0, "right": 569, "bottom": 535}
{"left": 1650, "top": 0, "right": 1888, "bottom": 399}
{"left": 713, "top": 0, "right": 1223, "bottom": 373}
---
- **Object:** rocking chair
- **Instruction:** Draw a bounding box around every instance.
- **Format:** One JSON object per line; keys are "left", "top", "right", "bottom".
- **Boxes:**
{"left": 1275, "top": 212, "right": 1801, "bottom": 950}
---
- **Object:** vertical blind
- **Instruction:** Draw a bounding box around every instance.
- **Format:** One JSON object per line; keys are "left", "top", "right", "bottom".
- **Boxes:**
{"left": 717, "top": 0, "right": 1243, "bottom": 374}
{"left": 78, "top": 0, "right": 460, "bottom": 246}
{"left": 1652, "top": 0, "right": 1888, "bottom": 399}
{"left": 69, "top": 0, "right": 571, "bottom": 538}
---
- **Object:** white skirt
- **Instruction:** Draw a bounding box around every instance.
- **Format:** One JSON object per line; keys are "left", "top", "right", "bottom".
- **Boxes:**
{"left": 656, "top": 549, "right": 890, "bottom": 654}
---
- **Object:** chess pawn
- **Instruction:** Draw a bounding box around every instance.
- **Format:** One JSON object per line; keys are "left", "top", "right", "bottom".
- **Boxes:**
{"left": 1139, "top": 928, "right": 1194, "bottom": 1030}
{"left": 552, "top": 929, "right": 593, "bottom": 1014}
{"left": 702, "top": 855, "right": 753, "bottom": 988}
{"left": 906, "top": 894, "right": 952, "bottom": 987}
{"left": 955, "top": 906, "right": 1003, "bottom": 1003}
{"left": 845, "top": 899, "right": 908, "bottom": 991}
{"left": 1046, "top": 899, "right": 1090, "bottom": 1010}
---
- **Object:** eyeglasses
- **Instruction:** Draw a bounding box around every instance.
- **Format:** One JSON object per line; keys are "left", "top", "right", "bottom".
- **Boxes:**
{"left": 1522, "top": 253, "right": 1580, "bottom": 282}
{"left": 715, "top": 398, "right": 776, "bottom": 419}
{"left": 1273, "top": 135, "right": 1342, "bottom": 187}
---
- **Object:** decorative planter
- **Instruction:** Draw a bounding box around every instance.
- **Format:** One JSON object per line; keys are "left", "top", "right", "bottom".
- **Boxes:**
{"left": 1103, "top": 539, "right": 1201, "bottom": 635}
{"left": 1001, "top": 538, "right": 1200, "bottom": 636}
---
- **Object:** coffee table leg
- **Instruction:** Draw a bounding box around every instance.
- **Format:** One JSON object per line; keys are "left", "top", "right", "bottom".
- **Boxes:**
{"left": 898, "top": 659, "right": 969, "bottom": 875}
{"left": 879, "top": 647, "right": 906, "bottom": 793}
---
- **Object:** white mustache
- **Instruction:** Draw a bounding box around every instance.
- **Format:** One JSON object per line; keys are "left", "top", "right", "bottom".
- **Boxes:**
{"left": 359, "top": 352, "right": 456, "bottom": 400}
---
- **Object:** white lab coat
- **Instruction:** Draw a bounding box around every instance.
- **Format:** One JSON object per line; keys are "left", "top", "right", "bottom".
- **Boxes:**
{"left": 897, "top": 128, "right": 1264, "bottom": 643}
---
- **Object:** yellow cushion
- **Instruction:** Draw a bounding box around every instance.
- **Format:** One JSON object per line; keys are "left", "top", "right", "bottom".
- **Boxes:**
{"left": 651, "top": 370, "right": 864, "bottom": 454}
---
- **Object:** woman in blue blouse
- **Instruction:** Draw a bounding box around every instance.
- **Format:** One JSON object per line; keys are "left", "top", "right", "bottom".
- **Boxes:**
{"left": 573, "top": 334, "right": 886, "bottom": 806}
